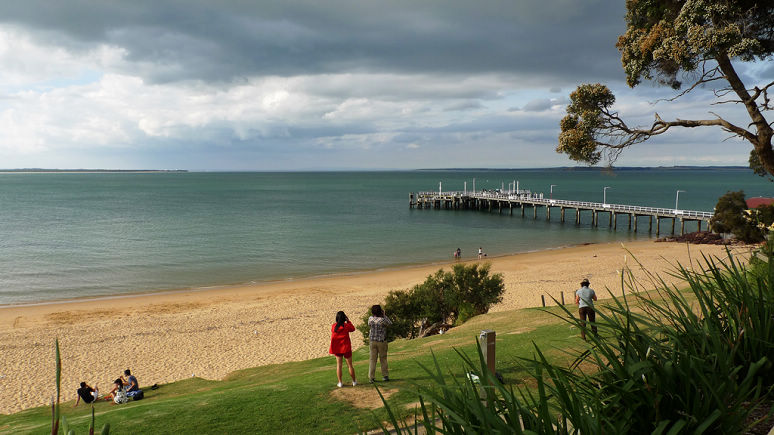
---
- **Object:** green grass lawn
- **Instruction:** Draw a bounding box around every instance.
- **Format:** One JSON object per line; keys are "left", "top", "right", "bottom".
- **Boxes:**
{"left": 0, "top": 305, "right": 587, "bottom": 434}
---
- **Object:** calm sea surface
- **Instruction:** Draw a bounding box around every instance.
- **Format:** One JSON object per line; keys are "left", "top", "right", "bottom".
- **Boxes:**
{"left": 0, "top": 169, "right": 770, "bottom": 305}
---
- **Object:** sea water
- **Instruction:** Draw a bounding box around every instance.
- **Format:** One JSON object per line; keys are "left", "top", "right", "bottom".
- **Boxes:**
{"left": 0, "top": 169, "right": 769, "bottom": 304}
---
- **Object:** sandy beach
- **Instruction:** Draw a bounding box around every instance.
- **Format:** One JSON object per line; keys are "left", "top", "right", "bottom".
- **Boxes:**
{"left": 0, "top": 240, "right": 747, "bottom": 414}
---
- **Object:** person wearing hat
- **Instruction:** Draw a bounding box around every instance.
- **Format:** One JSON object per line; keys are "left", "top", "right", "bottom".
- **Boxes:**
{"left": 574, "top": 278, "right": 598, "bottom": 340}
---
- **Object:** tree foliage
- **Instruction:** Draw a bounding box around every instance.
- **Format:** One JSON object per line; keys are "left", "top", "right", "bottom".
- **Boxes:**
{"left": 558, "top": 0, "right": 774, "bottom": 177}
{"left": 357, "top": 263, "right": 505, "bottom": 343}
{"left": 711, "top": 190, "right": 750, "bottom": 232}
{"left": 710, "top": 190, "right": 774, "bottom": 242}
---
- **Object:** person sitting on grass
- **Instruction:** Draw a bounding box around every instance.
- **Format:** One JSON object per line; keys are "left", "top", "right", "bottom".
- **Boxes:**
{"left": 122, "top": 368, "right": 146, "bottom": 399}
{"left": 74, "top": 382, "right": 98, "bottom": 407}
{"left": 329, "top": 311, "right": 357, "bottom": 388}
{"left": 105, "top": 378, "right": 128, "bottom": 404}
{"left": 121, "top": 369, "right": 139, "bottom": 392}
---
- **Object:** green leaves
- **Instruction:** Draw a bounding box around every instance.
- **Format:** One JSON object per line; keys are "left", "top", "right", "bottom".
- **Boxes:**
{"left": 710, "top": 190, "right": 774, "bottom": 242}
{"left": 617, "top": 0, "right": 774, "bottom": 88}
{"left": 557, "top": 0, "right": 774, "bottom": 178}
{"left": 358, "top": 263, "right": 505, "bottom": 343}
{"left": 556, "top": 83, "right": 616, "bottom": 165}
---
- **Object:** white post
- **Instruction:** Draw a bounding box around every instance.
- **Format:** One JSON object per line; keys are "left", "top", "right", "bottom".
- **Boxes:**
{"left": 516, "top": 180, "right": 519, "bottom": 193}
{"left": 603, "top": 186, "right": 610, "bottom": 205}
{"left": 675, "top": 190, "right": 685, "bottom": 210}
{"left": 464, "top": 181, "right": 467, "bottom": 194}
{"left": 550, "top": 184, "right": 556, "bottom": 199}
{"left": 473, "top": 178, "right": 476, "bottom": 193}
{"left": 439, "top": 182, "right": 442, "bottom": 195}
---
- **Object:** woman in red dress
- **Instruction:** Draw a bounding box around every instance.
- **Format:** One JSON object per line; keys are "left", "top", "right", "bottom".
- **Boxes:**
{"left": 329, "top": 311, "right": 357, "bottom": 387}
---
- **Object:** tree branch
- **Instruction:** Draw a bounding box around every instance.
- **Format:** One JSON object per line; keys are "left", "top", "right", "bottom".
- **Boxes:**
{"left": 751, "top": 80, "right": 774, "bottom": 110}
{"left": 750, "top": 80, "right": 774, "bottom": 101}
{"left": 658, "top": 64, "right": 725, "bottom": 103}
{"left": 595, "top": 111, "right": 757, "bottom": 150}
{"left": 715, "top": 52, "right": 774, "bottom": 175}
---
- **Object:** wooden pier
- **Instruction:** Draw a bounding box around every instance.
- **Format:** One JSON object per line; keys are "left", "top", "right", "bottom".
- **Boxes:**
{"left": 409, "top": 190, "right": 713, "bottom": 236}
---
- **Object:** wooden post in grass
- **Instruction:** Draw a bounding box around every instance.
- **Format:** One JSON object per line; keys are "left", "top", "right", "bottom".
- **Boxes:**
{"left": 561, "top": 291, "right": 565, "bottom": 305}
{"left": 541, "top": 295, "right": 546, "bottom": 307}
{"left": 479, "top": 330, "right": 496, "bottom": 375}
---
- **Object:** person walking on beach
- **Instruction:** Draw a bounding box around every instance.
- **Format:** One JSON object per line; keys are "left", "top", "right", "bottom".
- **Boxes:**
{"left": 74, "top": 382, "right": 99, "bottom": 407}
{"left": 368, "top": 304, "right": 392, "bottom": 383}
{"left": 478, "top": 247, "right": 483, "bottom": 259}
{"left": 575, "top": 278, "right": 598, "bottom": 340}
{"left": 329, "top": 311, "right": 357, "bottom": 388}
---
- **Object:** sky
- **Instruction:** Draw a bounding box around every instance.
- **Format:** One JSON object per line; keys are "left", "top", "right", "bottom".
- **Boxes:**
{"left": 0, "top": 0, "right": 771, "bottom": 170}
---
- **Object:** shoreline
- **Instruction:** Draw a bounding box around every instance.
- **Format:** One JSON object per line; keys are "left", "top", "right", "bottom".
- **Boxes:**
{"left": 0, "top": 240, "right": 747, "bottom": 414}
{"left": 0, "top": 241, "right": 591, "bottom": 309}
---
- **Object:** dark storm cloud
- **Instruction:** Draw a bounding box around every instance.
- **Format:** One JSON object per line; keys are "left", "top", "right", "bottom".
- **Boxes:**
{"left": 0, "top": 0, "right": 626, "bottom": 84}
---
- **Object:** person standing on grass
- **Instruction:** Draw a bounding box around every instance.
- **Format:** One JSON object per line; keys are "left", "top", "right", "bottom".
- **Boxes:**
{"left": 329, "top": 311, "right": 357, "bottom": 388}
{"left": 368, "top": 304, "right": 392, "bottom": 383}
{"left": 575, "top": 278, "right": 598, "bottom": 340}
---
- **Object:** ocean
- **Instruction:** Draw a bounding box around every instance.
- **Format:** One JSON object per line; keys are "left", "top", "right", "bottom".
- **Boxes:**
{"left": 0, "top": 168, "right": 769, "bottom": 305}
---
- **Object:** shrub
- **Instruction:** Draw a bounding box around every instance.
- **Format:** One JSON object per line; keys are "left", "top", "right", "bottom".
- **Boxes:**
{"left": 357, "top": 289, "right": 422, "bottom": 343}
{"left": 358, "top": 263, "right": 504, "bottom": 343}
{"left": 710, "top": 190, "right": 771, "bottom": 242}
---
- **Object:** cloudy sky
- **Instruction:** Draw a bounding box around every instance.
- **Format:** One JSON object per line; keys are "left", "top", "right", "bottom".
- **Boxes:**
{"left": 0, "top": 0, "right": 770, "bottom": 170}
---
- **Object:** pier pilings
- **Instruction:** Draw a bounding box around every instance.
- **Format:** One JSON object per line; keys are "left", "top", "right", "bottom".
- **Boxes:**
{"left": 411, "top": 191, "right": 712, "bottom": 236}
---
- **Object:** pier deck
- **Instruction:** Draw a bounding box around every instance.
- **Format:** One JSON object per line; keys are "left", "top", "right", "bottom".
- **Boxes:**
{"left": 410, "top": 191, "right": 713, "bottom": 236}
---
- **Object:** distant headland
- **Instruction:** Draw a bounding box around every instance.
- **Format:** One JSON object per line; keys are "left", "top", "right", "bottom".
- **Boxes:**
{"left": 416, "top": 166, "right": 750, "bottom": 171}
{"left": 0, "top": 169, "right": 188, "bottom": 173}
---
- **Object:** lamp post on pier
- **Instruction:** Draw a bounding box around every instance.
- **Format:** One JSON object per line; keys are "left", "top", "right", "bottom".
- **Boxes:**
{"left": 675, "top": 190, "right": 686, "bottom": 210}
{"left": 550, "top": 184, "right": 557, "bottom": 199}
{"left": 603, "top": 186, "right": 611, "bottom": 205}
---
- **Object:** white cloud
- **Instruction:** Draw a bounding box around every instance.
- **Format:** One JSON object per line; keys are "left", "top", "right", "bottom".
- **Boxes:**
{"left": 0, "top": 9, "right": 766, "bottom": 171}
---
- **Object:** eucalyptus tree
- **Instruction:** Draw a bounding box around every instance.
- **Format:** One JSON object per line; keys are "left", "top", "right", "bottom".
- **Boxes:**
{"left": 557, "top": 0, "right": 774, "bottom": 177}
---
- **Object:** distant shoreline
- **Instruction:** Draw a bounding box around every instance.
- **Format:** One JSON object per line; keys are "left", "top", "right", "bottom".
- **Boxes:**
{"left": 0, "top": 166, "right": 751, "bottom": 173}
{"left": 416, "top": 165, "right": 751, "bottom": 171}
{"left": 0, "top": 169, "right": 187, "bottom": 173}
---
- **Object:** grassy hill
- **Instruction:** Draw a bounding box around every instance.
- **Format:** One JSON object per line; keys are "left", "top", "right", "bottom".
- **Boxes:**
{"left": 0, "top": 304, "right": 578, "bottom": 434}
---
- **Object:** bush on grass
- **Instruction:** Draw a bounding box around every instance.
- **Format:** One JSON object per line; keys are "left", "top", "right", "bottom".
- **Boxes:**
{"left": 379, "top": 244, "right": 774, "bottom": 434}
{"left": 357, "top": 263, "right": 504, "bottom": 343}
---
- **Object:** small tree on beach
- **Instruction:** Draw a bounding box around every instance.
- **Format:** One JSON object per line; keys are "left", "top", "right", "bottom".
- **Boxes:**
{"left": 557, "top": 0, "right": 774, "bottom": 178}
{"left": 358, "top": 263, "right": 504, "bottom": 343}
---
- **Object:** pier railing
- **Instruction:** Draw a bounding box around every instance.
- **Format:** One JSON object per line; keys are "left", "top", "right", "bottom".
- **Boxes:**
{"left": 415, "top": 191, "right": 714, "bottom": 220}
